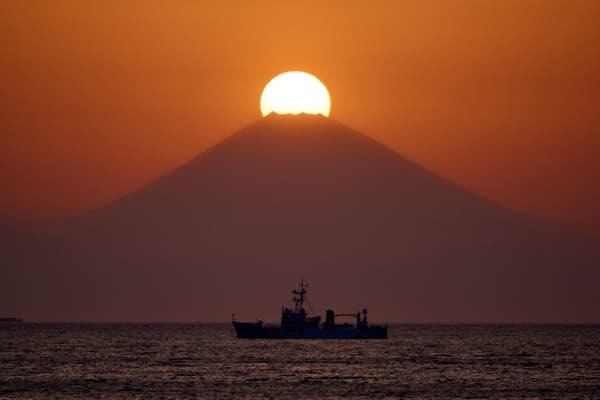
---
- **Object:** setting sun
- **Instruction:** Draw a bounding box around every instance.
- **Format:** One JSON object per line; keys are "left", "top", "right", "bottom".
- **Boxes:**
{"left": 260, "top": 71, "right": 331, "bottom": 117}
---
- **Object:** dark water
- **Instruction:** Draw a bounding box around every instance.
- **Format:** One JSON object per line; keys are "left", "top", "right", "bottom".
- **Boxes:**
{"left": 1, "top": 324, "right": 599, "bottom": 399}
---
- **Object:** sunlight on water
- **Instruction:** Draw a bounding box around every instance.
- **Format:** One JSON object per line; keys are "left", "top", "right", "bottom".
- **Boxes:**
{"left": 1, "top": 324, "right": 599, "bottom": 399}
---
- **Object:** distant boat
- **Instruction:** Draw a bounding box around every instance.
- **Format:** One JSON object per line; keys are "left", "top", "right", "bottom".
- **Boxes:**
{"left": 232, "top": 280, "right": 387, "bottom": 339}
{"left": 0, "top": 317, "right": 23, "bottom": 323}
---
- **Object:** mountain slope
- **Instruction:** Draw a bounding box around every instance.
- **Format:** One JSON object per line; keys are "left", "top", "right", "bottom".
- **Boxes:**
{"left": 3, "top": 115, "right": 598, "bottom": 322}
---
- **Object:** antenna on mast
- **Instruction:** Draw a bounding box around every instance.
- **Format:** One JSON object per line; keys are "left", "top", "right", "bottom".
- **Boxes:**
{"left": 292, "top": 278, "right": 308, "bottom": 313}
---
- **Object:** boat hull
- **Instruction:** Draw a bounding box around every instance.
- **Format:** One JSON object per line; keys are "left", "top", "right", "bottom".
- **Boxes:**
{"left": 233, "top": 321, "right": 387, "bottom": 339}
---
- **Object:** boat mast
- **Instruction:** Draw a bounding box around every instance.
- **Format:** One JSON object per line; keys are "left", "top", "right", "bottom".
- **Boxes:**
{"left": 292, "top": 279, "right": 307, "bottom": 313}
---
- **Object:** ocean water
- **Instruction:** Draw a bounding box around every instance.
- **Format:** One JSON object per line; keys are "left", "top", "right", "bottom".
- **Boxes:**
{"left": 1, "top": 324, "right": 599, "bottom": 399}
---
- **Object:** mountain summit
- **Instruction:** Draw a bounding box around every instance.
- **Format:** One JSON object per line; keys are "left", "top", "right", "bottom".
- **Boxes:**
{"left": 3, "top": 115, "right": 598, "bottom": 322}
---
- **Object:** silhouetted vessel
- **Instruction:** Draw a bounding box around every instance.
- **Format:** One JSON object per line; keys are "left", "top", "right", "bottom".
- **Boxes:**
{"left": 232, "top": 280, "right": 387, "bottom": 339}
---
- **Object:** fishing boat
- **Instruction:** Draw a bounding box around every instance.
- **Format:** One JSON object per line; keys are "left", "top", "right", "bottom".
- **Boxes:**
{"left": 232, "top": 280, "right": 387, "bottom": 339}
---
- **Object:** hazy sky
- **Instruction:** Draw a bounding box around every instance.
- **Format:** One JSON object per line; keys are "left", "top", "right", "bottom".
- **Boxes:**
{"left": 1, "top": 0, "right": 599, "bottom": 234}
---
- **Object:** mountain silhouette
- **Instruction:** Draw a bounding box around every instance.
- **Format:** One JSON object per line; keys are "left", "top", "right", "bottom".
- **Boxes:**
{"left": 2, "top": 114, "right": 598, "bottom": 322}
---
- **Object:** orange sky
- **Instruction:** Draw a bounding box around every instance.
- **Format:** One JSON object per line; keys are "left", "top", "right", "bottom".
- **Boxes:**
{"left": 1, "top": 0, "right": 599, "bottom": 234}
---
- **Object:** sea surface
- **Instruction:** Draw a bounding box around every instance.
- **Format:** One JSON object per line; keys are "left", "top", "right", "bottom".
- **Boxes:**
{"left": 1, "top": 324, "right": 599, "bottom": 399}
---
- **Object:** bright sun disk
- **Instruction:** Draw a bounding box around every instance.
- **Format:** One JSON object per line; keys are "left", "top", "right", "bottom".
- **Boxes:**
{"left": 260, "top": 71, "right": 331, "bottom": 117}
